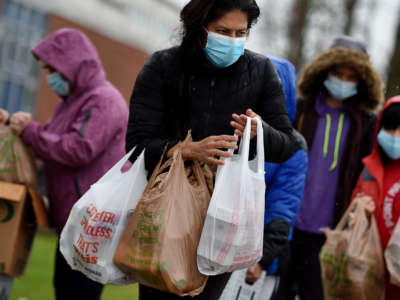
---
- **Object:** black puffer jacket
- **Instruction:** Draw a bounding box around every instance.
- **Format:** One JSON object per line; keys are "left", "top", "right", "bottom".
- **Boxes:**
{"left": 126, "top": 46, "right": 303, "bottom": 171}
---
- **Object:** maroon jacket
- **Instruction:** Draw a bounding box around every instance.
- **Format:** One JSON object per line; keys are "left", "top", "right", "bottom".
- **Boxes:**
{"left": 22, "top": 29, "right": 128, "bottom": 234}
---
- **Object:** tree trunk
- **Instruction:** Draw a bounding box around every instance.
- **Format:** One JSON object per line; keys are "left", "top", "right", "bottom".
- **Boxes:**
{"left": 386, "top": 18, "right": 400, "bottom": 99}
{"left": 287, "top": 0, "right": 313, "bottom": 70}
{"left": 344, "top": 0, "right": 358, "bottom": 35}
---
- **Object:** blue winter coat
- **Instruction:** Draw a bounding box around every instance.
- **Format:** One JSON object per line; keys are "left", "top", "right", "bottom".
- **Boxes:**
{"left": 262, "top": 57, "right": 308, "bottom": 274}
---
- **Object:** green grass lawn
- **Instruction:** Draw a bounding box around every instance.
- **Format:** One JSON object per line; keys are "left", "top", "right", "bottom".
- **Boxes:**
{"left": 11, "top": 230, "right": 138, "bottom": 300}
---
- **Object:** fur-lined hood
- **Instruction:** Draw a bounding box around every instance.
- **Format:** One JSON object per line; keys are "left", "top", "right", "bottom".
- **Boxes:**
{"left": 298, "top": 47, "right": 384, "bottom": 112}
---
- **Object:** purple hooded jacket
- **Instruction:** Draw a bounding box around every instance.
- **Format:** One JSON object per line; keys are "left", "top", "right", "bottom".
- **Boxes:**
{"left": 21, "top": 28, "right": 129, "bottom": 234}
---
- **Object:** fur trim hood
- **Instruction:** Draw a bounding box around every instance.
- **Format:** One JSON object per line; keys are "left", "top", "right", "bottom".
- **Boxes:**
{"left": 298, "top": 47, "right": 384, "bottom": 112}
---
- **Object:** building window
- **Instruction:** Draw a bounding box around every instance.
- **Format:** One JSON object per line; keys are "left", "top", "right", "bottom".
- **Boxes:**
{"left": 0, "top": 0, "right": 47, "bottom": 114}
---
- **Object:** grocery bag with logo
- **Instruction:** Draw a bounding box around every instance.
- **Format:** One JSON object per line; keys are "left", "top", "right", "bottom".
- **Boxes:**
{"left": 320, "top": 199, "right": 385, "bottom": 300}
{"left": 0, "top": 124, "right": 36, "bottom": 187}
{"left": 60, "top": 149, "right": 147, "bottom": 285}
{"left": 113, "top": 133, "right": 211, "bottom": 296}
{"left": 197, "top": 117, "right": 266, "bottom": 275}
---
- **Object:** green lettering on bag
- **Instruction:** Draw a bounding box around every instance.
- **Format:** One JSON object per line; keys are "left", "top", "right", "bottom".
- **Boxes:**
{"left": 0, "top": 133, "right": 19, "bottom": 175}
{"left": 159, "top": 261, "right": 168, "bottom": 273}
{"left": 131, "top": 210, "right": 164, "bottom": 246}
{"left": 321, "top": 252, "right": 352, "bottom": 297}
{"left": 174, "top": 279, "right": 188, "bottom": 289}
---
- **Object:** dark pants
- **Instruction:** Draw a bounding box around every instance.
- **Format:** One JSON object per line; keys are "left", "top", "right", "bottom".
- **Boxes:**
{"left": 271, "top": 243, "right": 291, "bottom": 300}
{"left": 139, "top": 273, "right": 231, "bottom": 300}
{"left": 287, "top": 229, "right": 326, "bottom": 300}
{"left": 54, "top": 243, "right": 104, "bottom": 300}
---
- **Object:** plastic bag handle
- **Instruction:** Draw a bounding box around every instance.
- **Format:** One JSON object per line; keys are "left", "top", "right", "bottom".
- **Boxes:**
{"left": 335, "top": 199, "right": 373, "bottom": 231}
{"left": 144, "top": 131, "right": 192, "bottom": 193}
{"left": 235, "top": 117, "right": 264, "bottom": 173}
{"left": 255, "top": 118, "right": 264, "bottom": 173}
{"left": 95, "top": 148, "right": 137, "bottom": 184}
{"left": 335, "top": 200, "right": 358, "bottom": 230}
{"left": 238, "top": 117, "right": 252, "bottom": 158}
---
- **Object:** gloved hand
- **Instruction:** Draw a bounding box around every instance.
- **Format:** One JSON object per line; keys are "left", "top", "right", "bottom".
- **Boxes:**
{"left": 259, "top": 218, "right": 291, "bottom": 270}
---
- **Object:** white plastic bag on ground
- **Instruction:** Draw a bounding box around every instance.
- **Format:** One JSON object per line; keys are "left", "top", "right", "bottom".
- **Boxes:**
{"left": 60, "top": 149, "right": 147, "bottom": 285}
{"left": 219, "top": 269, "right": 278, "bottom": 300}
{"left": 197, "top": 117, "right": 266, "bottom": 275}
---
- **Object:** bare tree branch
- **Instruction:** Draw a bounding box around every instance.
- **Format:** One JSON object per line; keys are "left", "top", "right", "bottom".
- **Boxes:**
{"left": 287, "top": 0, "right": 313, "bottom": 69}
{"left": 386, "top": 17, "right": 400, "bottom": 98}
{"left": 344, "top": 0, "right": 358, "bottom": 35}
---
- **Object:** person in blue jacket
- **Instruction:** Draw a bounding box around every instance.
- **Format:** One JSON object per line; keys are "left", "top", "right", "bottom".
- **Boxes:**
{"left": 245, "top": 57, "right": 308, "bottom": 300}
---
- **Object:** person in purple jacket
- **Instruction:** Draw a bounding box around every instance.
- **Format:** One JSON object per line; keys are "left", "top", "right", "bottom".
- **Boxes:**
{"left": 291, "top": 36, "right": 384, "bottom": 300}
{"left": 7, "top": 28, "right": 129, "bottom": 300}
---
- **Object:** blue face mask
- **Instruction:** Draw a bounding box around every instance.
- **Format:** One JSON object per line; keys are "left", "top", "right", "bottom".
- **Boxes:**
{"left": 204, "top": 31, "right": 246, "bottom": 68}
{"left": 377, "top": 129, "right": 400, "bottom": 160}
{"left": 323, "top": 74, "right": 358, "bottom": 100}
{"left": 47, "top": 72, "right": 70, "bottom": 97}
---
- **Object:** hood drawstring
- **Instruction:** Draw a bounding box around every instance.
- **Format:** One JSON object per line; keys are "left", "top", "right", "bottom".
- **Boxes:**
{"left": 323, "top": 113, "right": 345, "bottom": 171}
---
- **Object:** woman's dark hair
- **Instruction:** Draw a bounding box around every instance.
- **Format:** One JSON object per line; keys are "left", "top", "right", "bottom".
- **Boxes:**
{"left": 378, "top": 103, "right": 400, "bottom": 163}
{"left": 179, "top": 0, "right": 260, "bottom": 63}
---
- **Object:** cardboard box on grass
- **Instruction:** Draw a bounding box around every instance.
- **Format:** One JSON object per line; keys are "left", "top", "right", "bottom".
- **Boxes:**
{"left": 0, "top": 181, "right": 49, "bottom": 277}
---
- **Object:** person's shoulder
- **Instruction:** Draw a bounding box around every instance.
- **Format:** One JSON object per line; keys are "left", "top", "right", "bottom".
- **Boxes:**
{"left": 291, "top": 129, "right": 308, "bottom": 152}
{"left": 149, "top": 46, "right": 180, "bottom": 65}
{"left": 243, "top": 50, "right": 276, "bottom": 79}
{"left": 359, "top": 110, "right": 378, "bottom": 129}
{"left": 269, "top": 56, "right": 296, "bottom": 72}
{"left": 244, "top": 49, "right": 270, "bottom": 65}
{"left": 363, "top": 111, "right": 378, "bottom": 121}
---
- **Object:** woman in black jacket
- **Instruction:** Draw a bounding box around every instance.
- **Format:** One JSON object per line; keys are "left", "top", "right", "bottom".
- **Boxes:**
{"left": 126, "top": 0, "right": 304, "bottom": 299}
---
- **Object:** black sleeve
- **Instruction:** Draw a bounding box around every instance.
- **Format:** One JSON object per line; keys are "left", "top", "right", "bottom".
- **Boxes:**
{"left": 258, "top": 218, "right": 291, "bottom": 269}
{"left": 125, "top": 51, "right": 179, "bottom": 173}
{"left": 257, "top": 59, "right": 303, "bottom": 163}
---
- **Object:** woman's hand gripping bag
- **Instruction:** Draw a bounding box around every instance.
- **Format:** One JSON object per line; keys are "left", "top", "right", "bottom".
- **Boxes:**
{"left": 320, "top": 200, "right": 385, "bottom": 300}
{"left": 113, "top": 135, "right": 211, "bottom": 297}
{"left": 197, "top": 117, "right": 266, "bottom": 275}
{"left": 60, "top": 149, "right": 147, "bottom": 285}
{"left": 385, "top": 217, "right": 400, "bottom": 286}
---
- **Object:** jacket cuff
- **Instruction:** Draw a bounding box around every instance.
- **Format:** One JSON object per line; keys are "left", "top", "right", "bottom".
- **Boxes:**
{"left": 21, "top": 121, "right": 40, "bottom": 146}
{"left": 259, "top": 218, "right": 290, "bottom": 269}
{"left": 143, "top": 139, "right": 179, "bottom": 176}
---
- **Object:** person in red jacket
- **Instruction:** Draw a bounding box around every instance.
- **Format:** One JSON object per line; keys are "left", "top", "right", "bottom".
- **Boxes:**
{"left": 352, "top": 96, "right": 400, "bottom": 299}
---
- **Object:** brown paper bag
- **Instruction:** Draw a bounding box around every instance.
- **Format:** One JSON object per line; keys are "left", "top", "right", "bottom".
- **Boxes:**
{"left": 114, "top": 138, "right": 211, "bottom": 296}
{"left": 320, "top": 200, "right": 385, "bottom": 300}
{"left": 0, "top": 125, "right": 37, "bottom": 187}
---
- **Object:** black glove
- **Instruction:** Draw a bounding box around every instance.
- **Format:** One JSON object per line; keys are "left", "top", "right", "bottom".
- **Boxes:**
{"left": 259, "top": 218, "right": 291, "bottom": 269}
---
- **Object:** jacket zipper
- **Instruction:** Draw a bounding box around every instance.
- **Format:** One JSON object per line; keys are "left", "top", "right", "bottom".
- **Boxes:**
{"left": 204, "top": 78, "right": 216, "bottom": 135}
{"left": 79, "top": 111, "right": 91, "bottom": 137}
{"left": 74, "top": 177, "right": 82, "bottom": 198}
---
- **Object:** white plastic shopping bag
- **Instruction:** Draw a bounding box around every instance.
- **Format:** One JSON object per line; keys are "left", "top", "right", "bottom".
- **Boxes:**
{"left": 219, "top": 268, "right": 278, "bottom": 300}
{"left": 385, "top": 217, "right": 400, "bottom": 286}
{"left": 60, "top": 149, "right": 147, "bottom": 285}
{"left": 197, "top": 117, "right": 266, "bottom": 275}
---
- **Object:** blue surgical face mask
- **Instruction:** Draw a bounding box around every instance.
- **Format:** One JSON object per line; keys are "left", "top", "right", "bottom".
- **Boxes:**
{"left": 323, "top": 74, "right": 358, "bottom": 100}
{"left": 377, "top": 129, "right": 400, "bottom": 160}
{"left": 204, "top": 31, "right": 246, "bottom": 68}
{"left": 47, "top": 72, "right": 70, "bottom": 97}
